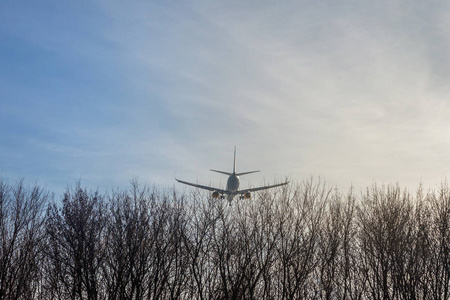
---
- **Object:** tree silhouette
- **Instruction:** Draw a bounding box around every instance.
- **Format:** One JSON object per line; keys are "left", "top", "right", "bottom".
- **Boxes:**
{"left": 2, "top": 176, "right": 450, "bottom": 299}
{"left": 43, "top": 183, "right": 106, "bottom": 300}
{"left": 0, "top": 178, "right": 49, "bottom": 300}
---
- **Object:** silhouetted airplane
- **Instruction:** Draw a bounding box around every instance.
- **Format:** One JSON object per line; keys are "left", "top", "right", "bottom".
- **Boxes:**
{"left": 176, "top": 147, "right": 289, "bottom": 202}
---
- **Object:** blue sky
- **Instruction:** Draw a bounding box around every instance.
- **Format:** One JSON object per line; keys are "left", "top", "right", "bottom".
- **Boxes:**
{"left": 1, "top": 0, "right": 450, "bottom": 195}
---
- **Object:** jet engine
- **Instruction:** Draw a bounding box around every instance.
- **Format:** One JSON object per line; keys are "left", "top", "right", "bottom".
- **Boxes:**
{"left": 243, "top": 192, "right": 252, "bottom": 199}
{"left": 212, "top": 191, "right": 220, "bottom": 199}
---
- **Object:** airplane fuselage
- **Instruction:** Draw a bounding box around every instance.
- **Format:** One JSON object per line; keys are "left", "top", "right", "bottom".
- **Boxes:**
{"left": 226, "top": 174, "right": 240, "bottom": 193}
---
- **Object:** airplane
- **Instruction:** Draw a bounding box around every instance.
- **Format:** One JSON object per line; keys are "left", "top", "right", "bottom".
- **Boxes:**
{"left": 175, "top": 147, "right": 289, "bottom": 202}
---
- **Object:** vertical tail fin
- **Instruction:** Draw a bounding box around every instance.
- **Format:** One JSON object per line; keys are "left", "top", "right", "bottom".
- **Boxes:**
{"left": 233, "top": 146, "right": 236, "bottom": 174}
{"left": 233, "top": 146, "right": 260, "bottom": 176}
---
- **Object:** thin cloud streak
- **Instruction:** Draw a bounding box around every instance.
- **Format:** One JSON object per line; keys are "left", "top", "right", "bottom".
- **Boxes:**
{"left": 1, "top": 1, "right": 450, "bottom": 193}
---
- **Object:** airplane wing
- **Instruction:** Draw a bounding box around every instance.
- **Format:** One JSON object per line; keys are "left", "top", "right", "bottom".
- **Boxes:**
{"left": 175, "top": 178, "right": 230, "bottom": 194}
{"left": 237, "top": 181, "right": 289, "bottom": 194}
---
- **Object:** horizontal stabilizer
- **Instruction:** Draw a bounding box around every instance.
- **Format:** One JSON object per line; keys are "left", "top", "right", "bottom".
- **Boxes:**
{"left": 235, "top": 170, "right": 260, "bottom": 176}
{"left": 210, "top": 169, "right": 233, "bottom": 176}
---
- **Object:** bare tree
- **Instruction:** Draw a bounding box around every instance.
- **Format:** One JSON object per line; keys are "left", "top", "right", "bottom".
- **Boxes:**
{"left": 42, "top": 182, "right": 106, "bottom": 300}
{"left": 425, "top": 183, "right": 450, "bottom": 299}
{"left": 5, "top": 175, "right": 450, "bottom": 299}
{"left": 0, "top": 178, "right": 49, "bottom": 300}
{"left": 356, "top": 184, "right": 422, "bottom": 299}
{"left": 103, "top": 186, "right": 153, "bottom": 300}
{"left": 240, "top": 191, "right": 280, "bottom": 299}
{"left": 315, "top": 189, "right": 345, "bottom": 299}
{"left": 339, "top": 190, "right": 363, "bottom": 300}
{"left": 273, "top": 179, "right": 328, "bottom": 299}
{"left": 181, "top": 192, "right": 218, "bottom": 300}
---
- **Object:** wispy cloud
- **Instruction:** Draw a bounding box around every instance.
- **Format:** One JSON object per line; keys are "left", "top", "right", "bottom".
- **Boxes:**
{"left": 1, "top": 0, "right": 450, "bottom": 193}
